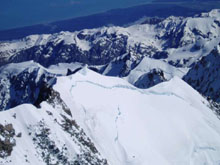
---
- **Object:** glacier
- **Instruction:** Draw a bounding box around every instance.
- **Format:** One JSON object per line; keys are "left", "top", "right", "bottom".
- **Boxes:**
{"left": 0, "top": 67, "right": 219, "bottom": 164}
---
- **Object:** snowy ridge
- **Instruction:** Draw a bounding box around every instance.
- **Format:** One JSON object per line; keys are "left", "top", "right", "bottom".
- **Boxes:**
{"left": 46, "top": 68, "right": 220, "bottom": 165}
{"left": 125, "top": 57, "right": 189, "bottom": 85}
{"left": 0, "top": 68, "right": 220, "bottom": 164}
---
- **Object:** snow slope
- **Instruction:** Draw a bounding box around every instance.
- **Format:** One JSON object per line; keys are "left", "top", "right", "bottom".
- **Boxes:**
{"left": 1, "top": 68, "right": 220, "bottom": 165}
{"left": 125, "top": 57, "right": 189, "bottom": 85}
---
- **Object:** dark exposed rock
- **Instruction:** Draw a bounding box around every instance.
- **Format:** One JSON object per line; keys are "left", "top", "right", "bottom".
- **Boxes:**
{"left": 183, "top": 46, "right": 220, "bottom": 103}
{"left": 28, "top": 120, "right": 72, "bottom": 165}
{"left": 152, "top": 51, "right": 168, "bottom": 59}
{"left": 0, "top": 124, "right": 16, "bottom": 158}
{"left": 16, "top": 132, "right": 22, "bottom": 138}
{"left": 134, "top": 69, "right": 167, "bottom": 89}
{"left": 5, "top": 33, "right": 128, "bottom": 68}
{"left": 66, "top": 68, "right": 82, "bottom": 76}
{"left": 46, "top": 88, "right": 72, "bottom": 117}
{"left": 0, "top": 67, "right": 56, "bottom": 111}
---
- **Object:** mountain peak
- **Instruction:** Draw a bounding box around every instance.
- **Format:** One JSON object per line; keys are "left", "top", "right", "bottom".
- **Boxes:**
{"left": 208, "top": 9, "right": 220, "bottom": 18}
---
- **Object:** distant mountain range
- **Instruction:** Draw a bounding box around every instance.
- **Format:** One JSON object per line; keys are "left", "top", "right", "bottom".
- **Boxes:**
{"left": 0, "top": 3, "right": 210, "bottom": 41}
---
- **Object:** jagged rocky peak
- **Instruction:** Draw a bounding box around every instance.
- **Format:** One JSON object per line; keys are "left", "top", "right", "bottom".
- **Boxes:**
{"left": 198, "top": 9, "right": 220, "bottom": 18}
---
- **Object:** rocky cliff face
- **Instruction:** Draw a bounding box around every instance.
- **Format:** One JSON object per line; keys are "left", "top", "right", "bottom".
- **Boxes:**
{"left": 184, "top": 44, "right": 220, "bottom": 103}
{"left": 0, "top": 62, "right": 57, "bottom": 111}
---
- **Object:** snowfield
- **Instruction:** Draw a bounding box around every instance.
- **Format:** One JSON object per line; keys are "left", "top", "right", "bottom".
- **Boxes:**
{"left": 1, "top": 67, "right": 220, "bottom": 165}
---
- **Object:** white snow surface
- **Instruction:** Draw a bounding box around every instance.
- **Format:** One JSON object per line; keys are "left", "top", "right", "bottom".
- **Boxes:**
{"left": 125, "top": 57, "right": 189, "bottom": 84}
{"left": 1, "top": 67, "right": 220, "bottom": 165}
{"left": 0, "top": 61, "right": 84, "bottom": 77}
{"left": 48, "top": 62, "right": 84, "bottom": 75}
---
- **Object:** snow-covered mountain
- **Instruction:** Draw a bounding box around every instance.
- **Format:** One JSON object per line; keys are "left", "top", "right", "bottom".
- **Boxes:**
{"left": 0, "top": 9, "right": 220, "bottom": 165}
{"left": 0, "top": 10, "right": 220, "bottom": 98}
{"left": 0, "top": 67, "right": 220, "bottom": 165}
{"left": 1, "top": 9, "right": 220, "bottom": 68}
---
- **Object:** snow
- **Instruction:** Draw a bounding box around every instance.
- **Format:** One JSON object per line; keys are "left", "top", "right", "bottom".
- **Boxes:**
{"left": 125, "top": 57, "right": 189, "bottom": 84}
{"left": 48, "top": 62, "right": 83, "bottom": 75}
{"left": 0, "top": 34, "right": 50, "bottom": 55}
{"left": 54, "top": 68, "right": 220, "bottom": 165}
{"left": 0, "top": 103, "right": 83, "bottom": 164}
{"left": 0, "top": 9, "right": 220, "bottom": 164}
{"left": 0, "top": 61, "right": 42, "bottom": 76}
{"left": 0, "top": 68, "right": 220, "bottom": 164}
{"left": 126, "top": 24, "right": 160, "bottom": 48}
{"left": 1, "top": 9, "right": 220, "bottom": 68}
{"left": 0, "top": 61, "right": 84, "bottom": 78}
{"left": 200, "top": 9, "right": 220, "bottom": 19}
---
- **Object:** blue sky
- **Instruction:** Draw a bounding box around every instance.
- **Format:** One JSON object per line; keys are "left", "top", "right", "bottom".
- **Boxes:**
{"left": 0, "top": 0, "right": 152, "bottom": 30}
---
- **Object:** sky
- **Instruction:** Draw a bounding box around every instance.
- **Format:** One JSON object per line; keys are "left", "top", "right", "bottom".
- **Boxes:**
{"left": 0, "top": 0, "right": 152, "bottom": 30}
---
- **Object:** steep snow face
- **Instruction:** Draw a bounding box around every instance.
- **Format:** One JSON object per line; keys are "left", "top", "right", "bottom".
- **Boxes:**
{"left": 0, "top": 68, "right": 220, "bottom": 164}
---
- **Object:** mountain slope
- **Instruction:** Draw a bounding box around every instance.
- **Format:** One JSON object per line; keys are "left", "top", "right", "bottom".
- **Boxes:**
{"left": 0, "top": 61, "right": 84, "bottom": 111}
{"left": 0, "top": 68, "right": 220, "bottom": 164}
{"left": 183, "top": 44, "right": 220, "bottom": 103}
